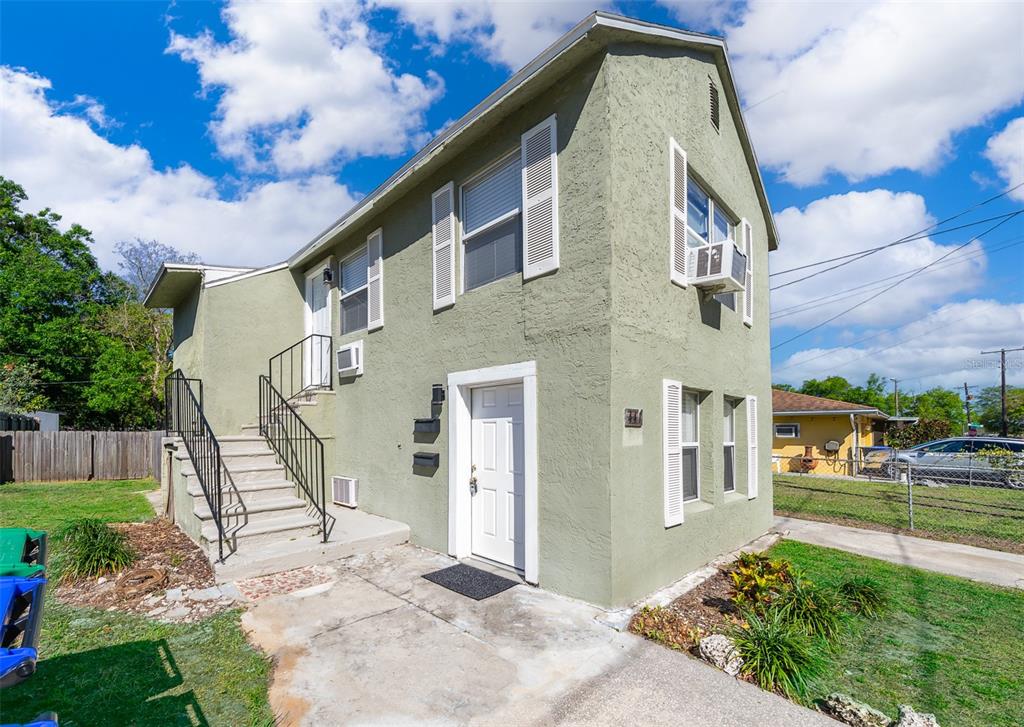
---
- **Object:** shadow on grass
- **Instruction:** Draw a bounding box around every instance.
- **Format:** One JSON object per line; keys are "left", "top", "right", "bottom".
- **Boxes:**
{"left": 3, "top": 638, "right": 209, "bottom": 726}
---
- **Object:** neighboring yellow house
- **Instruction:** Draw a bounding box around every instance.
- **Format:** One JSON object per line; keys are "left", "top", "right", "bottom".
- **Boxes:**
{"left": 772, "top": 390, "right": 888, "bottom": 476}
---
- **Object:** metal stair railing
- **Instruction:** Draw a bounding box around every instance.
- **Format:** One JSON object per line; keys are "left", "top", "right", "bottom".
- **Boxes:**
{"left": 258, "top": 374, "right": 335, "bottom": 542}
{"left": 268, "top": 333, "right": 333, "bottom": 403}
{"left": 164, "top": 369, "right": 228, "bottom": 561}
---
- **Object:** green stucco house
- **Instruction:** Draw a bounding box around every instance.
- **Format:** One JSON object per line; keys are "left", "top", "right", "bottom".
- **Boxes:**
{"left": 146, "top": 12, "right": 779, "bottom": 608}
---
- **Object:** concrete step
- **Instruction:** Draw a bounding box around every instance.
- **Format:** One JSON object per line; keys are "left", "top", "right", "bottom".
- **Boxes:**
{"left": 176, "top": 448, "right": 278, "bottom": 467}
{"left": 183, "top": 461, "right": 287, "bottom": 484}
{"left": 201, "top": 512, "right": 321, "bottom": 552}
{"left": 194, "top": 496, "right": 310, "bottom": 526}
{"left": 212, "top": 507, "right": 410, "bottom": 582}
{"left": 188, "top": 479, "right": 297, "bottom": 505}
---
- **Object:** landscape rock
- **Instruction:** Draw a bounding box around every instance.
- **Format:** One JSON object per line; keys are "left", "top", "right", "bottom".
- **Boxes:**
{"left": 698, "top": 634, "right": 743, "bottom": 676}
{"left": 162, "top": 606, "right": 191, "bottom": 620}
{"left": 823, "top": 693, "right": 892, "bottom": 727}
{"left": 96, "top": 577, "right": 107, "bottom": 585}
{"left": 895, "top": 705, "right": 939, "bottom": 727}
{"left": 188, "top": 586, "right": 222, "bottom": 602}
{"left": 164, "top": 588, "right": 183, "bottom": 602}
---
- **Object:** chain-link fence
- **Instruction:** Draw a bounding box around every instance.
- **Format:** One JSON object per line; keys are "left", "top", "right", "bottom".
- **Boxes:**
{"left": 773, "top": 450, "right": 1024, "bottom": 554}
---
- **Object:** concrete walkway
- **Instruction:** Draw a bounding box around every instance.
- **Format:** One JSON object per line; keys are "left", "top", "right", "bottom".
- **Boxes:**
{"left": 774, "top": 516, "right": 1024, "bottom": 589}
{"left": 243, "top": 545, "right": 833, "bottom": 726}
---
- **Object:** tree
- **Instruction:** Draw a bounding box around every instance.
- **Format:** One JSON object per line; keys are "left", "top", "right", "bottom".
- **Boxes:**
{"left": 0, "top": 177, "right": 125, "bottom": 426}
{"left": 83, "top": 340, "right": 157, "bottom": 429}
{"left": 902, "top": 387, "right": 966, "bottom": 434}
{"left": 975, "top": 386, "right": 1024, "bottom": 437}
{"left": 886, "top": 418, "right": 955, "bottom": 448}
{"left": 114, "top": 238, "right": 200, "bottom": 301}
{"left": 0, "top": 361, "right": 48, "bottom": 413}
{"left": 798, "top": 374, "right": 888, "bottom": 411}
{"left": 773, "top": 383, "right": 796, "bottom": 392}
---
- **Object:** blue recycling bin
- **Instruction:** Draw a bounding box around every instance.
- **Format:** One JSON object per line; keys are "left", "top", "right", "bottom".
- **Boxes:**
{"left": 0, "top": 713, "right": 59, "bottom": 727}
{"left": 0, "top": 575, "right": 47, "bottom": 689}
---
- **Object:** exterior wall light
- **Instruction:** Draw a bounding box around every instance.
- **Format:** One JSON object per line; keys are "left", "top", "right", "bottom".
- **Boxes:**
{"left": 322, "top": 266, "right": 334, "bottom": 286}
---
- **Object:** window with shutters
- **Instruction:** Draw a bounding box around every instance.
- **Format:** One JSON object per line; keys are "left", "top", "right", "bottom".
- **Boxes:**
{"left": 681, "top": 390, "right": 700, "bottom": 502}
{"left": 460, "top": 152, "right": 522, "bottom": 291}
{"left": 687, "top": 176, "right": 735, "bottom": 249}
{"left": 723, "top": 398, "right": 736, "bottom": 493}
{"left": 340, "top": 244, "right": 368, "bottom": 335}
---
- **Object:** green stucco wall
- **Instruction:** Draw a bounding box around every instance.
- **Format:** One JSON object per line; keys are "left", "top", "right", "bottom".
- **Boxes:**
{"left": 604, "top": 45, "right": 774, "bottom": 605}
{"left": 171, "top": 268, "right": 305, "bottom": 433}
{"left": 318, "top": 54, "right": 617, "bottom": 604}
{"left": 173, "top": 43, "right": 776, "bottom": 608}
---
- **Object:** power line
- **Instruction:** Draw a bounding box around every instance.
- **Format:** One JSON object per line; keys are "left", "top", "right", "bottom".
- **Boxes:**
{"left": 770, "top": 211, "right": 1023, "bottom": 351}
{"left": 770, "top": 234, "right": 1024, "bottom": 320}
{"left": 770, "top": 209, "right": 1022, "bottom": 292}
{"left": 770, "top": 180, "right": 1024, "bottom": 282}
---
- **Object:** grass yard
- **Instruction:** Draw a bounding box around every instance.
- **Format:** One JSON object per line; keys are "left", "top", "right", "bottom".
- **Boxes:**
{"left": 771, "top": 540, "right": 1024, "bottom": 727}
{"left": 0, "top": 479, "right": 158, "bottom": 532}
{"left": 0, "top": 479, "right": 273, "bottom": 726}
{"left": 774, "top": 474, "right": 1024, "bottom": 553}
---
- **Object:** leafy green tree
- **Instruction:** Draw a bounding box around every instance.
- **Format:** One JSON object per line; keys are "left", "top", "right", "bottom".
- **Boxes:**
{"left": 798, "top": 374, "right": 888, "bottom": 411}
{"left": 773, "top": 383, "right": 796, "bottom": 392}
{"left": 975, "top": 386, "right": 1024, "bottom": 437}
{"left": 83, "top": 340, "right": 156, "bottom": 429}
{"left": 0, "top": 360, "right": 48, "bottom": 413}
{"left": 902, "top": 387, "right": 965, "bottom": 434}
{"left": 886, "top": 418, "right": 955, "bottom": 448}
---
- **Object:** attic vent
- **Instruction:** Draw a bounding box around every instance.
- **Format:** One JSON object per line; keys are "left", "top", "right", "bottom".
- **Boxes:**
{"left": 709, "top": 79, "right": 720, "bottom": 131}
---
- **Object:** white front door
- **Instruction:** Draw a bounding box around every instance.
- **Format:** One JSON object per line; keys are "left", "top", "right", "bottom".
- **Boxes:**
{"left": 471, "top": 383, "right": 525, "bottom": 570}
{"left": 304, "top": 268, "right": 331, "bottom": 388}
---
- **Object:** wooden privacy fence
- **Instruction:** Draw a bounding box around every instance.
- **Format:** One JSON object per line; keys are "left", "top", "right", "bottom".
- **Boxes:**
{"left": 0, "top": 430, "right": 164, "bottom": 484}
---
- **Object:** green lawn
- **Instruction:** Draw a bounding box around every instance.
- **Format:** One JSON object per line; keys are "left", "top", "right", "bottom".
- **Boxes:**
{"left": 0, "top": 479, "right": 273, "bottom": 726}
{"left": 771, "top": 540, "right": 1024, "bottom": 727}
{"left": 0, "top": 479, "right": 158, "bottom": 531}
{"left": 774, "top": 474, "right": 1024, "bottom": 552}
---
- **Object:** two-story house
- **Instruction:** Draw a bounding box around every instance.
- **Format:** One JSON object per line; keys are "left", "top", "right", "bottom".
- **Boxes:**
{"left": 146, "top": 12, "right": 779, "bottom": 608}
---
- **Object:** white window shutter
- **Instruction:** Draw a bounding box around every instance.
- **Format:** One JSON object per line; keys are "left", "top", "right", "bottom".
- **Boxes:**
{"left": 746, "top": 395, "right": 759, "bottom": 499}
{"left": 432, "top": 183, "right": 456, "bottom": 310}
{"left": 521, "top": 115, "right": 559, "bottom": 280}
{"left": 669, "top": 137, "right": 688, "bottom": 287}
{"left": 742, "top": 219, "right": 754, "bottom": 327}
{"left": 367, "top": 228, "right": 384, "bottom": 331}
{"left": 663, "top": 379, "right": 685, "bottom": 527}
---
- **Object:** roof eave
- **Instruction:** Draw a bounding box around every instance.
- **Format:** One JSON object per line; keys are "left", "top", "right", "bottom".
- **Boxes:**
{"left": 288, "top": 11, "right": 778, "bottom": 269}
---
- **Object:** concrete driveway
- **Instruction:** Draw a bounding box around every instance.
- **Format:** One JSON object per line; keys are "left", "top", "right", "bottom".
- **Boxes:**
{"left": 242, "top": 545, "right": 834, "bottom": 726}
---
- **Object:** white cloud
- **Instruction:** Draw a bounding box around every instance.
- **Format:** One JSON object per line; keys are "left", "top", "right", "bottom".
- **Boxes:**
{"left": 375, "top": 0, "right": 600, "bottom": 70}
{"left": 984, "top": 117, "right": 1024, "bottom": 201}
{"left": 774, "top": 299, "right": 1024, "bottom": 390}
{"left": 656, "top": 0, "right": 741, "bottom": 31}
{"left": 770, "top": 190, "right": 988, "bottom": 329}
{"left": 0, "top": 66, "right": 357, "bottom": 270}
{"left": 728, "top": 1, "right": 1024, "bottom": 185}
{"left": 168, "top": 0, "right": 443, "bottom": 174}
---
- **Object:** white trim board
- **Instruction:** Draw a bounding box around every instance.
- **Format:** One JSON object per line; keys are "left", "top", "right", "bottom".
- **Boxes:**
{"left": 204, "top": 262, "right": 288, "bottom": 289}
{"left": 447, "top": 360, "right": 539, "bottom": 584}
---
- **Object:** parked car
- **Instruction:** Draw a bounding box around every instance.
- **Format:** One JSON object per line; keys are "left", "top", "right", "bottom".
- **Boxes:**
{"left": 864, "top": 437, "right": 1024, "bottom": 488}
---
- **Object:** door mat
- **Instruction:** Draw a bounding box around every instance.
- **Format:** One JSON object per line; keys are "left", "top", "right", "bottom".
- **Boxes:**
{"left": 422, "top": 563, "right": 519, "bottom": 601}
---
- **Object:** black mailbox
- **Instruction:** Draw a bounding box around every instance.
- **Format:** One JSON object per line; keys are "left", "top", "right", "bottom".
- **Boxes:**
{"left": 414, "top": 417, "right": 441, "bottom": 433}
{"left": 413, "top": 452, "right": 439, "bottom": 468}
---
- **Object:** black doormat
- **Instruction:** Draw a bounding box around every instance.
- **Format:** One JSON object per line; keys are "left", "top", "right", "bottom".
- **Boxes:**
{"left": 422, "top": 563, "right": 519, "bottom": 600}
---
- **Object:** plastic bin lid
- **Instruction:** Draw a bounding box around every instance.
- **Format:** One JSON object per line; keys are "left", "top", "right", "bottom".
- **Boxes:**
{"left": 0, "top": 529, "right": 45, "bottom": 562}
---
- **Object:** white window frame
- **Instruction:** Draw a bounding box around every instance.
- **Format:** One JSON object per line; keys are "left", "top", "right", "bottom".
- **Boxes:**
{"left": 681, "top": 389, "right": 701, "bottom": 503}
{"left": 458, "top": 150, "right": 522, "bottom": 295}
{"left": 774, "top": 423, "right": 800, "bottom": 438}
{"left": 686, "top": 175, "right": 735, "bottom": 249}
{"left": 339, "top": 243, "right": 369, "bottom": 335}
{"left": 723, "top": 398, "right": 736, "bottom": 493}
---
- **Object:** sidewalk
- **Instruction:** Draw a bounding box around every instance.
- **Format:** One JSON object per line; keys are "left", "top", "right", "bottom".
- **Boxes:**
{"left": 774, "top": 516, "right": 1024, "bottom": 589}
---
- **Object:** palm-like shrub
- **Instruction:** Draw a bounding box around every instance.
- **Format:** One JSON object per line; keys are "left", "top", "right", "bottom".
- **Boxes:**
{"left": 729, "top": 552, "right": 796, "bottom": 610}
{"left": 838, "top": 577, "right": 888, "bottom": 618}
{"left": 774, "top": 577, "right": 845, "bottom": 640}
{"left": 54, "top": 518, "right": 136, "bottom": 580}
{"left": 730, "top": 608, "right": 824, "bottom": 699}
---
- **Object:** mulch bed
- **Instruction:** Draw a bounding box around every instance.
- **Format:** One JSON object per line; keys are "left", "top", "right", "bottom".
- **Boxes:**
{"left": 629, "top": 568, "right": 743, "bottom": 655}
{"left": 55, "top": 518, "right": 226, "bottom": 619}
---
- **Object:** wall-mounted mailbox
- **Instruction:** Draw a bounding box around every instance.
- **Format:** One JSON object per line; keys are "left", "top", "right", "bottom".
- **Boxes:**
{"left": 414, "top": 417, "right": 441, "bottom": 434}
{"left": 413, "top": 451, "right": 439, "bottom": 468}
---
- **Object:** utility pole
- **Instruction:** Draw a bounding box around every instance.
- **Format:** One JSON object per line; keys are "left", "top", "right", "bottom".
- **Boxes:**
{"left": 980, "top": 346, "right": 1024, "bottom": 437}
{"left": 963, "top": 382, "right": 977, "bottom": 435}
{"left": 890, "top": 378, "right": 900, "bottom": 417}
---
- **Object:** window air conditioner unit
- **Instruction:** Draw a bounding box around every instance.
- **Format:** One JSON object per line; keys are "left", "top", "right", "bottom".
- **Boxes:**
{"left": 332, "top": 475, "right": 358, "bottom": 508}
{"left": 337, "top": 340, "right": 364, "bottom": 377}
{"left": 688, "top": 241, "right": 747, "bottom": 293}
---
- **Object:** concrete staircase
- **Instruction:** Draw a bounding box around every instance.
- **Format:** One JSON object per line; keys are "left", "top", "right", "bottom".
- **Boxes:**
{"left": 175, "top": 421, "right": 409, "bottom": 581}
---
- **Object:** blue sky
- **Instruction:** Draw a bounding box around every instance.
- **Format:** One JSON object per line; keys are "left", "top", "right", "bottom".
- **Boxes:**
{"left": 2, "top": 1, "right": 1022, "bottom": 392}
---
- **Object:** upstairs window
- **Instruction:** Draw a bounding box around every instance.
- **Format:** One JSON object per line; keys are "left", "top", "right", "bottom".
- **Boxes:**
{"left": 340, "top": 245, "right": 368, "bottom": 334}
{"left": 461, "top": 153, "right": 522, "bottom": 291}
{"left": 687, "top": 177, "right": 735, "bottom": 249}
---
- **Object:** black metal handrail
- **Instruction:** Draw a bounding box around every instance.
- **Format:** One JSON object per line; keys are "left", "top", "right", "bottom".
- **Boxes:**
{"left": 268, "top": 334, "right": 333, "bottom": 403}
{"left": 258, "top": 374, "right": 335, "bottom": 542}
{"left": 164, "top": 370, "right": 227, "bottom": 561}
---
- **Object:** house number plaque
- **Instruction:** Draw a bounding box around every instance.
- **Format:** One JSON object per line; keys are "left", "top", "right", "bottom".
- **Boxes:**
{"left": 624, "top": 408, "right": 643, "bottom": 428}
